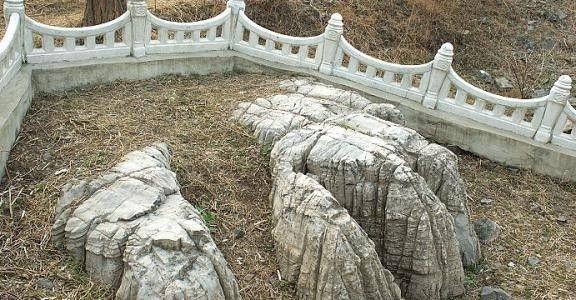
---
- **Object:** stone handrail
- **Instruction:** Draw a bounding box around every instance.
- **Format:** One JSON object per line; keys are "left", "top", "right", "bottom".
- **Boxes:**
{"left": 0, "top": 0, "right": 574, "bottom": 153}
{"left": 145, "top": 8, "right": 232, "bottom": 54}
{"left": 24, "top": 12, "right": 132, "bottom": 63}
{"left": 332, "top": 36, "right": 433, "bottom": 102}
{"left": 552, "top": 102, "right": 576, "bottom": 149}
{"left": 438, "top": 68, "right": 549, "bottom": 138}
{"left": 0, "top": 13, "right": 22, "bottom": 92}
{"left": 233, "top": 10, "right": 325, "bottom": 69}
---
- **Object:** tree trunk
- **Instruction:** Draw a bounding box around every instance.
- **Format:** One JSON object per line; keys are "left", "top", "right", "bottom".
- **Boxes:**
{"left": 83, "top": 0, "right": 127, "bottom": 26}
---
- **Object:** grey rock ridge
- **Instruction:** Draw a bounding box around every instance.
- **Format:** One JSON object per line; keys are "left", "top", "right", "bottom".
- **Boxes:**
{"left": 52, "top": 143, "right": 240, "bottom": 300}
{"left": 272, "top": 162, "right": 402, "bottom": 299}
{"left": 234, "top": 78, "right": 481, "bottom": 299}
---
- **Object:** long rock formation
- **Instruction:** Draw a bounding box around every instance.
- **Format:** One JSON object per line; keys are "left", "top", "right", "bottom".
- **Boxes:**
{"left": 234, "top": 78, "right": 480, "bottom": 299}
{"left": 52, "top": 143, "right": 240, "bottom": 300}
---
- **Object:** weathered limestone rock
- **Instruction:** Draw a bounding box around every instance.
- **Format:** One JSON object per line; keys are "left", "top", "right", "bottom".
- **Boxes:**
{"left": 272, "top": 163, "right": 402, "bottom": 299}
{"left": 233, "top": 78, "right": 405, "bottom": 145}
{"left": 234, "top": 79, "right": 481, "bottom": 299}
{"left": 52, "top": 143, "right": 240, "bottom": 300}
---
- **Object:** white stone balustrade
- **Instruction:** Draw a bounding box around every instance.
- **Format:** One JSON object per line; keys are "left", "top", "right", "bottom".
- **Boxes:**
{"left": 319, "top": 13, "right": 343, "bottom": 75}
{"left": 0, "top": 0, "right": 573, "bottom": 156}
{"left": 423, "top": 43, "right": 453, "bottom": 109}
{"left": 535, "top": 76, "right": 572, "bottom": 143}
{"left": 0, "top": 11, "right": 22, "bottom": 92}
{"left": 24, "top": 12, "right": 132, "bottom": 63}
{"left": 232, "top": 9, "right": 324, "bottom": 69}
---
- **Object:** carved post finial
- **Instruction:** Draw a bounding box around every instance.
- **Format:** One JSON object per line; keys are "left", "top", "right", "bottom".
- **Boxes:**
{"left": 434, "top": 43, "right": 454, "bottom": 70}
{"left": 319, "top": 13, "right": 344, "bottom": 75}
{"left": 3, "top": 0, "right": 24, "bottom": 21}
{"left": 227, "top": 0, "right": 245, "bottom": 14}
{"left": 326, "top": 13, "right": 344, "bottom": 32}
{"left": 534, "top": 75, "right": 572, "bottom": 143}
{"left": 127, "top": 0, "right": 147, "bottom": 58}
{"left": 422, "top": 42, "right": 454, "bottom": 109}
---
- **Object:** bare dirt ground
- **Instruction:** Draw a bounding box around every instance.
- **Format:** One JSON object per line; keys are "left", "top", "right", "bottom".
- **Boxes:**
{"left": 0, "top": 0, "right": 575, "bottom": 299}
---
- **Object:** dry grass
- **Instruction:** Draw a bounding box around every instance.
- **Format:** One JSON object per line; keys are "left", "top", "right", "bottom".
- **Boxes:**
{"left": 0, "top": 73, "right": 574, "bottom": 299}
{"left": 459, "top": 153, "right": 576, "bottom": 299}
{"left": 0, "top": 73, "right": 297, "bottom": 299}
{"left": 0, "top": 0, "right": 575, "bottom": 298}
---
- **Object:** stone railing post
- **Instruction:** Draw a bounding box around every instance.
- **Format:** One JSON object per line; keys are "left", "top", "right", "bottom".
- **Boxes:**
{"left": 534, "top": 75, "right": 572, "bottom": 143}
{"left": 3, "top": 0, "right": 25, "bottom": 60}
{"left": 3, "top": 0, "right": 24, "bottom": 22}
{"left": 127, "top": 0, "right": 147, "bottom": 58}
{"left": 319, "top": 13, "right": 343, "bottom": 75}
{"left": 422, "top": 43, "right": 454, "bottom": 109}
{"left": 227, "top": 0, "right": 245, "bottom": 45}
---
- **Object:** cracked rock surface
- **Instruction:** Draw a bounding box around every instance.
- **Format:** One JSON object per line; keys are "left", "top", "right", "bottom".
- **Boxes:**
{"left": 52, "top": 143, "right": 240, "bottom": 300}
{"left": 234, "top": 79, "right": 480, "bottom": 299}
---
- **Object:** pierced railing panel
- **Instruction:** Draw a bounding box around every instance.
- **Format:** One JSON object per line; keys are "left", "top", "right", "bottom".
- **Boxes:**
{"left": 232, "top": 11, "right": 324, "bottom": 69}
{"left": 552, "top": 103, "right": 576, "bottom": 151}
{"left": 332, "top": 37, "right": 432, "bottom": 103}
{"left": 437, "top": 69, "right": 548, "bottom": 138}
{"left": 145, "top": 8, "right": 232, "bottom": 54}
{"left": 24, "top": 11, "right": 131, "bottom": 63}
{"left": 0, "top": 13, "right": 22, "bottom": 92}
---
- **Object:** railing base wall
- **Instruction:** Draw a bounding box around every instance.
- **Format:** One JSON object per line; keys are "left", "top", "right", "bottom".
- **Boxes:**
{"left": 233, "top": 53, "right": 576, "bottom": 182}
{"left": 0, "top": 67, "right": 32, "bottom": 180}
{"left": 1, "top": 52, "right": 573, "bottom": 183}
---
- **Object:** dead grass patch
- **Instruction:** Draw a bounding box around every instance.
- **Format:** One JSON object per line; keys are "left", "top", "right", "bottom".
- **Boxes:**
{"left": 0, "top": 73, "right": 575, "bottom": 299}
{"left": 0, "top": 73, "right": 296, "bottom": 299}
{"left": 459, "top": 153, "right": 576, "bottom": 299}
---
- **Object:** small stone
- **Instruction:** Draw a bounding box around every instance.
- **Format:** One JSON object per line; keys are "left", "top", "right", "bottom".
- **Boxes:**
{"left": 474, "top": 218, "right": 501, "bottom": 244}
{"left": 233, "top": 228, "right": 245, "bottom": 239}
{"left": 41, "top": 152, "right": 53, "bottom": 162}
{"left": 557, "top": 216, "right": 568, "bottom": 224}
{"left": 545, "top": 10, "right": 568, "bottom": 22}
{"left": 527, "top": 256, "right": 540, "bottom": 266}
{"left": 517, "top": 35, "right": 535, "bottom": 52}
{"left": 480, "top": 16, "right": 489, "bottom": 24}
{"left": 532, "top": 89, "right": 548, "bottom": 98}
{"left": 478, "top": 70, "right": 494, "bottom": 84}
{"left": 480, "top": 286, "right": 512, "bottom": 300}
{"left": 542, "top": 37, "right": 556, "bottom": 50}
{"left": 462, "top": 30, "right": 470, "bottom": 35}
{"left": 37, "top": 278, "right": 54, "bottom": 290}
{"left": 480, "top": 198, "right": 493, "bottom": 205}
{"left": 507, "top": 167, "right": 520, "bottom": 174}
{"left": 495, "top": 77, "right": 513, "bottom": 90}
{"left": 54, "top": 168, "right": 69, "bottom": 176}
{"left": 507, "top": 262, "right": 515, "bottom": 268}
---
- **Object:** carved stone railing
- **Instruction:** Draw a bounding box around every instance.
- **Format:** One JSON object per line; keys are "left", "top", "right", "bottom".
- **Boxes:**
{"left": 145, "top": 6, "right": 232, "bottom": 55}
{"left": 24, "top": 12, "right": 132, "bottom": 64}
{"left": 232, "top": 9, "right": 324, "bottom": 69}
{"left": 0, "top": 0, "right": 574, "bottom": 153}
{"left": 0, "top": 13, "right": 22, "bottom": 92}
